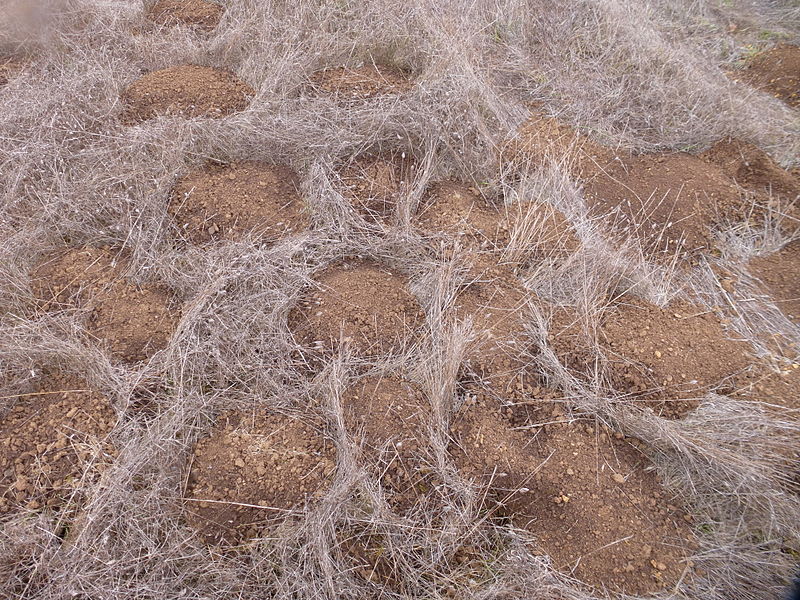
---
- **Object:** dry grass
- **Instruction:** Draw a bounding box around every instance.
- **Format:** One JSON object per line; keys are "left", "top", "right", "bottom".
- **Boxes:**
{"left": 1, "top": 0, "right": 799, "bottom": 598}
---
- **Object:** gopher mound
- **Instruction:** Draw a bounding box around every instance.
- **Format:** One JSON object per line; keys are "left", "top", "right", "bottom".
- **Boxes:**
{"left": 337, "top": 153, "right": 416, "bottom": 222}
{"left": 583, "top": 153, "right": 743, "bottom": 259}
{"left": 601, "top": 299, "right": 754, "bottom": 418}
{"left": 289, "top": 261, "right": 425, "bottom": 358}
{"left": 169, "top": 161, "right": 309, "bottom": 243}
{"left": 739, "top": 44, "right": 800, "bottom": 108}
{"left": 31, "top": 247, "right": 180, "bottom": 362}
{"left": 0, "top": 374, "right": 116, "bottom": 515}
{"left": 310, "top": 64, "right": 412, "bottom": 99}
{"left": 120, "top": 65, "right": 254, "bottom": 124}
{"left": 701, "top": 138, "right": 800, "bottom": 203}
{"left": 450, "top": 402, "right": 695, "bottom": 595}
{"left": 146, "top": 0, "right": 224, "bottom": 30}
{"left": 185, "top": 411, "right": 336, "bottom": 545}
{"left": 342, "top": 376, "right": 433, "bottom": 512}
{"left": 749, "top": 240, "right": 800, "bottom": 324}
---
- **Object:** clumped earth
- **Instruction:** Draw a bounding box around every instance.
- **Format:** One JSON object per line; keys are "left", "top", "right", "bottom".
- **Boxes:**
{"left": 600, "top": 298, "right": 754, "bottom": 418}
{"left": 289, "top": 260, "right": 425, "bottom": 359}
{"left": 169, "top": 161, "right": 310, "bottom": 243}
{"left": 31, "top": 247, "right": 180, "bottom": 362}
{"left": 749, "top": 240, "right": 800, "bottom": 324}
{"left": 146, "top": 0, "right": 225, "bottom": 31}
{"left": 310, "top": 64, "right": 413, "bottom": 99}
{"left": 336, "top": 153, "right": 416, "bottom": 222}
{"left": 120, "top": 64, "right": 254, "bottom": 123}
{"left": 185, "top": 411, "right": 336, "bottom": 545}
{"left": 450, "top": 400, "right": 696, "bottom": 596}
{"left": 738, "top": 44, "right": 800, "bottom": 108}
{"left": 341, "top": 376, "right": 432, "bottom": 512}
{"left": 0, "top": 373, "right": 116, "bottom": 515}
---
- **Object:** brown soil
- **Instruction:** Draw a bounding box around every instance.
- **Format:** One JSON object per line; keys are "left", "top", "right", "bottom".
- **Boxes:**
{"left": 601, "top": 299, "right": 754, "bottom": 418}
{"left": 583, "top": 153, "right": 744, "bottom": 259}
{"left": 739, "top": 44, "right": 800, "bottom": 108}
{"left": 0, "top": 373, "right": 116, "bottom": 515}
{"left": 450, "top": 402, "right": 695, "bottom": 595}
{"left": 310, "top": 64, "right": 412, "bottom": 99}
{"left": 169, "top": 161, "right": 310, "bottom": 243}
{"left": 701, "top": 138, "right": 800, "bottom": 202}
{"left": 146, "top": 0, "right": 224, "bottom": 31}
{"left": 185, "top": 411, "right": 336, "bottom": 545}
{"left": 739, "top": 365, "right": 800, "bottom": 411}
{"left": 341, "top": 376, "right": 432, "bottom": 512}
{"left": 749, "top": 240, "right": 800, "bottom": 323}
{"left": 289, "top": 260, "right": 425, "bottom": 358}
{"left": 31, "top": 247, "right": 180, "bottom": 363}
{"left": 120, "top": 65, "right": 254, "bottom": 124}
{"left": 337, "top": 153, "right": 416, "bottom": 222}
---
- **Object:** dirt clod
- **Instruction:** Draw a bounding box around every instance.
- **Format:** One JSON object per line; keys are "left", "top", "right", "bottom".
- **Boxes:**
{"left": 289, "top": 260, "right": 424, "bottom": 358}
{"left": 169, "top": 161, "right": 310, "bottom": 243}
{"left": 146, "top": 0, "right": 224, "bottom": 30}
{"left": 186, "top": 411, "right": 336, "bottom": 545}
{"left": 738, "top": 44, "right": 800, "bottom": 108}
{"left": 310, "top": 64, "right": 412, "bottom": 99}
{"left": 120, "top": 65, "right": 254, "bottom": 124}
{"left": 0, "top": 374, "right": 116, "bottom": 514}
{"left": 749, "top": 240, "right": 800, "bottom": 323}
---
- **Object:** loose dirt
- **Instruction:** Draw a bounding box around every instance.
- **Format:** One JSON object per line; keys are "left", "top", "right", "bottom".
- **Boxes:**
{"left": 450, "top": 401, "right": 695, "bottom": 596}
{"left": 289, "top": 260, "right": 425, "bottom": 358}
{"left": 120, "top": 65, "right": 254, "bottom": 124}
{"left": 185, "top": 411, "right": 336, "bottom": 545}
{"left": 337, "top": 153, "right": 416, "bottom": 222}
{"left": 738, "top": 44, "right": 800, "bottom": 108}
{"left": 31, "top": 247, "right": 180, "bottom": 363}
{"left": 341, "top": 376, "right": 432, "bottom": 512}
{"left": 749, "top": 240, "right": 800, "bottom": 324}
{"left": 601, "top": 298, "right": 754, "bottom": 418}
{"left": 310, "top": 64, "right": 412, "bottom": 99}
{"left": 583, "top": 153, "right": 744, "bottom": 259}
{"left": 0, "top": 373, "right": 116, "bottom": 515}
{"left": 701, "top": 138, "right": 800, "bottom": 203}
{"left": 146, "top": 0, "right": 224, "bottom": 30}
{"left": 169, "top": 161, "right": 310, "bottom": 244}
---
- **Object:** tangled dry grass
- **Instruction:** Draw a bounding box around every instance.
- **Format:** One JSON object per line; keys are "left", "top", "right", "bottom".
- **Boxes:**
{"left": 0, "top": 0, "right": 799, "bottom": 599}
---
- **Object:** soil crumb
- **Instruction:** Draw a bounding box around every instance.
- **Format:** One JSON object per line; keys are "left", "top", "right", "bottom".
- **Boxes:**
{"left": 169, "top": 161, "right": 309, "bottom": 243}
{"left": 583, "top": 153, "right": 743, "bottom": 259}
{"left": 310, "top": 64, "right": 412, "bottom": 99}
{"left": 186, "top": 411, "right": 336, "bottom": 545}
{"left": 146, "top": 0, "right": 224, "bottom": 30}
{"left": 289, "top": 260, "right": 425, "bottom": 358}
{"left": 0, "top": 373, "right": 116, "bottom": 515}
{"left": 31, "top": 247, "right": 180, "bottom": 362}
{"left": 739, "top": 44, "right": 800, "bottom": 108}
{"left": 337, "top": 153, "right": 416, "bottom": 222}
{"left": 450, "top": 402, "right": 695, "bottom": 595}
{"left": 749, "top": 240, "right": 800, "bottom": 323}
{"left": 601, "top": 298, "right": 754, "bottom": 418}
{"left": 120, "top": 65, "right": 254, "bottom": 124}
{"left": 342, "top": 376, "right": 432, "bottom": 512}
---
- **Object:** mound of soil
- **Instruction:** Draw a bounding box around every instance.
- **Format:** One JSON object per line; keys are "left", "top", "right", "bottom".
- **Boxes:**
{"left": 450, "top": 402, "right": 695, "bottom": 595}
{"left": 601, "top": 299, "right": 754, "bottom": 418}
{"left": 120, "top": 65, "right": 254, "bottom": 124}
{"left": 337, "top": 153, "right": 416, "bottom": 222}
{"left": 342, "top": 376, "right": 432, "bottom": 511}
{"left": 583, "top": 153, "right": 744, "bottom": 259}
{"left": 0, "top": 374, "right": 116, "bottom": 514}
{"left": 146, "top": 0, "right": 224, "bottom": 30}
{"left": 739, "top": 44, "right": 800, "bottom": 108}
{"left": 701, "top": 138, "right": 800, "bottom": 203}
{"left": 740, "top": 365, "right": 800, "bottom": 412}
{"left": 310, "top": 64, "right": 412, "bottom": 99}
{"left": 185, "top": 411, "right": 336, "bottom": 545}
{"left": 31, "top": 247, "right": 180, "bottom": 363}
{"left": 289, "top": 260, "right": 425, "bottom": 358}
{"left": 749, "top": 240, "right": 800, "bottom": 323}
{"left": 169, "top": 161, "right": 309, "bottom": 243}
